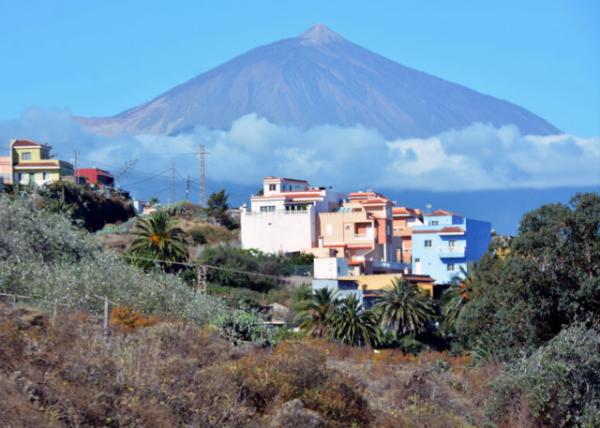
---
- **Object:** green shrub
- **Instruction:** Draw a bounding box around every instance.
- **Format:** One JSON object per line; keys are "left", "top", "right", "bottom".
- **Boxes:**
{"left": 198, "top": 246, "right": 289, "bottom": 292}
{"left": 213, "top": 311, "right": 274, "bottom": 346}
{"left": 0, "top": 195, "right": 229, "bottom": 324}
{"left": 489, "top": 324, "right": 600, "bottom": 427}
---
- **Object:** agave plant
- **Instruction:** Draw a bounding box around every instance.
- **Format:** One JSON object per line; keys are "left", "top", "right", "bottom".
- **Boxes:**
{"left": 330, "top": 294, "right": 381, "bottom": 347}
{"left": 375, "top": 278, "right": 435, "bottom": 336}
{"left": 297, "top": 287, "right": 340, "bottom": 337}
{"left": 130, "top": 210, "right": 187, "bottom": 270}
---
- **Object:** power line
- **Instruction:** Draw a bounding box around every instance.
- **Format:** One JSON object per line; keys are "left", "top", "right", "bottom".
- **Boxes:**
{"left": 120, "top": 255, "right": 289, "bottom": 281}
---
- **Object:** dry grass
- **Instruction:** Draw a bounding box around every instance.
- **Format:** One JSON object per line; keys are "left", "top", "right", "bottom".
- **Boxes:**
{"left": 0, "top": 303, "right": 500, "bottom": 427}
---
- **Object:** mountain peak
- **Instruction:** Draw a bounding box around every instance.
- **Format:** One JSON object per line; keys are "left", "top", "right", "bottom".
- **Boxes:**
{"left": 299, "top": 24, "right": 344, "bottom": 45}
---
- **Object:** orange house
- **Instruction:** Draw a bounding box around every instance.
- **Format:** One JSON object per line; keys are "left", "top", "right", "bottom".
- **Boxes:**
{"left": 392, "top": 206, "right": 423, "bottom": 264}
{"left": 317, "top": 191, "right": 402, "bottom": 274}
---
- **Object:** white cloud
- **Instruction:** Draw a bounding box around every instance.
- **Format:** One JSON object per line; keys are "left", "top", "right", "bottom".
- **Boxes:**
{"left": 0, "top": 108, "right": 598, "bottom": 192}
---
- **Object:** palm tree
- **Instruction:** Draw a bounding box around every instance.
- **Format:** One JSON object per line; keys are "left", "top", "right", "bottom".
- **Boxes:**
{"left": 442, "top": 265, "right": 474, "bottom": 334}
{"left": 297, "top": 287, "right": 340, "bottom": 337}
{"left": 375, "top": 278, "right": 435, "bottom": 336}
{"left": 331, "top": 295, "right": 381, "bottom": 347}
{"left": 130, "top": 210, "right": 187, "bottom": 270}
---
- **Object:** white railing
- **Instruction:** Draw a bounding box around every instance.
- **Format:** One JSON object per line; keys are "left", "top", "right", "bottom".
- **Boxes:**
{"left": 439, "top": 246, "right": 466, "bottom": 257}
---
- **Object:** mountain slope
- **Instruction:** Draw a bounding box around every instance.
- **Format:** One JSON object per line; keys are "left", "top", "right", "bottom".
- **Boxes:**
{"left": 79, "top": 24, "right": 559, "bottom": 138}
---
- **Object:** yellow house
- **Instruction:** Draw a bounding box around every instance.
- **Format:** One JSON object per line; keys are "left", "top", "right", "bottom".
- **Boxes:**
{"left": 339, "top": 273, "right": 437, "bottom": 298}
{"left": 8, "top": 139, "right": 73, "bottom": 186}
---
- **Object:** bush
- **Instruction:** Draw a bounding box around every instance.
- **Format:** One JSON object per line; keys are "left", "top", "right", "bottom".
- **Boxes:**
{"left": 489, "top": 324, "right": 600, "bottom": 427}
{"left": 0, "top": 194, "right": 229, "bottom": 325}
{"left": 38, "top": 181, "right": 135, "bottom": 232}
{"left": 198, "top": 246, "right": 290, "bottom": 292}
{"left": 213, "top": 311, "right": 274, "bottom": 346}
{"left": 109, "top": 306, "right": 160, "bottom": 332}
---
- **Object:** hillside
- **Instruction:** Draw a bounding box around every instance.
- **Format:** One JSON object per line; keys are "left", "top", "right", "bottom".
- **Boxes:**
{"left": 0, "top": 302, "right": 495, "bottom": 427}
{"left": 78, "top": 24, "right": 559, "bottom": 138}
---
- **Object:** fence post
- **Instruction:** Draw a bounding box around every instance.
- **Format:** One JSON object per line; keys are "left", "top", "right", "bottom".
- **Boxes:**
{"left": 197, "top": 265, "right": 207, "bottom": 294}
{"left": 12, "top": 294, "right": 17, "bottom": 307}
{"left": 103, "top": 295, "right": 109, "bottom": 336}
{"left": 53, "top": 298, "right": 58, "bottom": 321}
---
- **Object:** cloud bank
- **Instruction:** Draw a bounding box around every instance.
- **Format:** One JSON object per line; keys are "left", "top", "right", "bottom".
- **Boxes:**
{"left": 0, "top": 108, "right": 598, "bottom": 193}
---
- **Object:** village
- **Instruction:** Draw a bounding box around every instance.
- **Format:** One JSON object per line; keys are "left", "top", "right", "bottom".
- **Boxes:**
{"left": 241, "top": 176, "right": 491, "bottom": 303}
{"left": 0, "top": 138, "right": 492, "bottom": 305}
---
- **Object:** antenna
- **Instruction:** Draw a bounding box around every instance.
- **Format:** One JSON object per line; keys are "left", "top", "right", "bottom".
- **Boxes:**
{"left": 115, "top": 158, "right": 138, "bottom": 184}
{"left": 185, "top": 175, "right": 190, "bottom": 200}
{"left": 171, "top": 160, "right": 176, "bottom": 204}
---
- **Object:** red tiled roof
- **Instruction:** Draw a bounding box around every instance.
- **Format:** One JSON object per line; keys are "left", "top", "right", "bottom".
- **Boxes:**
{"left": 393, "top": 206, "right": 422, "bottom": 216}
{"left": 412, "top": 226, "right": 465, "bottom": 234}
{"left": 440, "top": 226, "right": 465, "bottom": 234}
{"left": 424, "top": 209, "right": 458, "bottom": 216}
{"left": 256, "top": 191, "right": 323, "bottom": 199}
{"left": 11, "top": 139, "right": 52, "bottom": 148}
{"left": 403, "top": 274, "right": 435, "bottom": 283}
{"left": 349, "top": 190, "right": 389, "bottom": 198}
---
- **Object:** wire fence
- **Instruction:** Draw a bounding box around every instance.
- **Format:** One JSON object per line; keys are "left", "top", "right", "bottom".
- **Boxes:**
{"left": 0, "top": 291, "right": 123, "bottom": 336}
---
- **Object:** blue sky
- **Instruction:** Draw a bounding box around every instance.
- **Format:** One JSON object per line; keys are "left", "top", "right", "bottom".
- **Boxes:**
{"left": 0, "top": 0, "right": 598, "bottom": 136}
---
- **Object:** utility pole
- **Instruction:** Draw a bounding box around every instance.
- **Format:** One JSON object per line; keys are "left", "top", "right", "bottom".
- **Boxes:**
{"left": 171, "top": 160, "right": 176, "bottom": 204}
{"left": 185, "top": 175, "right": 190, "bottom": 200}
{"left": 73, "top": 150, "right": 78, "bottom": 184}
{"left": 198, "top": 145, "right": 208, "bottom": 207}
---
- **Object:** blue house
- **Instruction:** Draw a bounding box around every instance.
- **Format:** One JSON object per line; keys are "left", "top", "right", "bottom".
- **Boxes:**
{"left": 411, "top": 210, "right": 491, "bottom": 284}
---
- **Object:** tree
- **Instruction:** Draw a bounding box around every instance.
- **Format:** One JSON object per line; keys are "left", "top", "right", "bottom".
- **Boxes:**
{"left": 375, "top": 278, "right": 435, "bottom": 337}
{"left": 297, "top": 287, "right": 340, "bottom": 337}
{"left": 440, "top": 266, "right": 474, "bottom": 336}
{"left": 331, "top": 295, "right": 380, "bottom": 347}
{"left": 207, "top": 189, "right": 237, "bottom": 229}
{"left": 129, "top": 210, "right": 187, "bottom": 271}
{"left": 456, "top": 192, "right": 600, "bottom": 361}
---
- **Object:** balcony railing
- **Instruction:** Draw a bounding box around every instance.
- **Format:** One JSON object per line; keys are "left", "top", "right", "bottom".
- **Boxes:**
{"left": 438, "top": 246, "right": 466, "bottom": 258}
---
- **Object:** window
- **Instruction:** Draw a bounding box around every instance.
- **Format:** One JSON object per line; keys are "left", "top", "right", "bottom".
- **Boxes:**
{"left": 447, "top": 263, "right": 455, "bottom": 271}
{"left": 424, "top": 240, "right": 432, "bottom": 247}
{"left": 260, "top": 205, "right": 275, "bottom": 212}
{"left": 268, "top": 184, "right": 276, "bottom": 191}
{"left": 42, "top": 172, "right": 48, "bottom": 180}
{"left": 448, "top": 239, "right": 456, "bottom": 247}
{"left": 430, "top": 220, "right": 439, "bottom": 225}
{"left": 16, "top": 172, "right": 22, "bottom": 182}
{"left": 326, "top": 224, "right": 333, "bottom": 236}
{"left": 22, "top": 152, "right": 32, "bottom": 161}
{"left": 415, "top": 258, "right": 420, "bottom": 262}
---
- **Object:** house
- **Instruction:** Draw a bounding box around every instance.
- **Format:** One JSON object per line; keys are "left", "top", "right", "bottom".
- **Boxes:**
{"left": 76, "top": 168, "right": 115, "bottom": 188}
{"left": 392, "top": 206, "right": 423, "bottom": 265}
{"left": 316, "top": 191, "right": 403, "bottom": 274}
{"left": 0, "top": 156, "right": 11, "bottom": 184}
{"left": 313, "top": 257, "right": 436, "bottom": 306}
{"left": 411, "top": 209, "right": 491, "bottom": 284}
{"left": 240, "top": 176, "right": 344, "bottom": 253}
{"left": 3, "top": 139, "right": 74, "bottom": 186}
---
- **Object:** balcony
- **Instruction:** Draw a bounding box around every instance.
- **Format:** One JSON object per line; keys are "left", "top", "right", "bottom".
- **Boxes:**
{"left": 438, "top": 246, "right": 466, "bottom": 258}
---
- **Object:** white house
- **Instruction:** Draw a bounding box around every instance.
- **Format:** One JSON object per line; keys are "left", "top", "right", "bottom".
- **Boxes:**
{"left": 240, "top": 176, "right": 343, "bottom": 253}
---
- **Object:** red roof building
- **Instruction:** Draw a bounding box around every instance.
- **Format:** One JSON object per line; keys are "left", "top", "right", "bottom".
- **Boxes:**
{"left": 76, "top": 168, "right": 114, "bottom": 188}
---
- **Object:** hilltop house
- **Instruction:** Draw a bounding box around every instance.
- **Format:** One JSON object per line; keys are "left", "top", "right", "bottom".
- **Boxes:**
{"left": 411, "top": 210, "right": 491, "bottom": 284}
{"left": 0, "top": 139, "right": 74, "bottom": 186}
{"left": 240, "top": 176, "right": 343, "bottom": 253}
